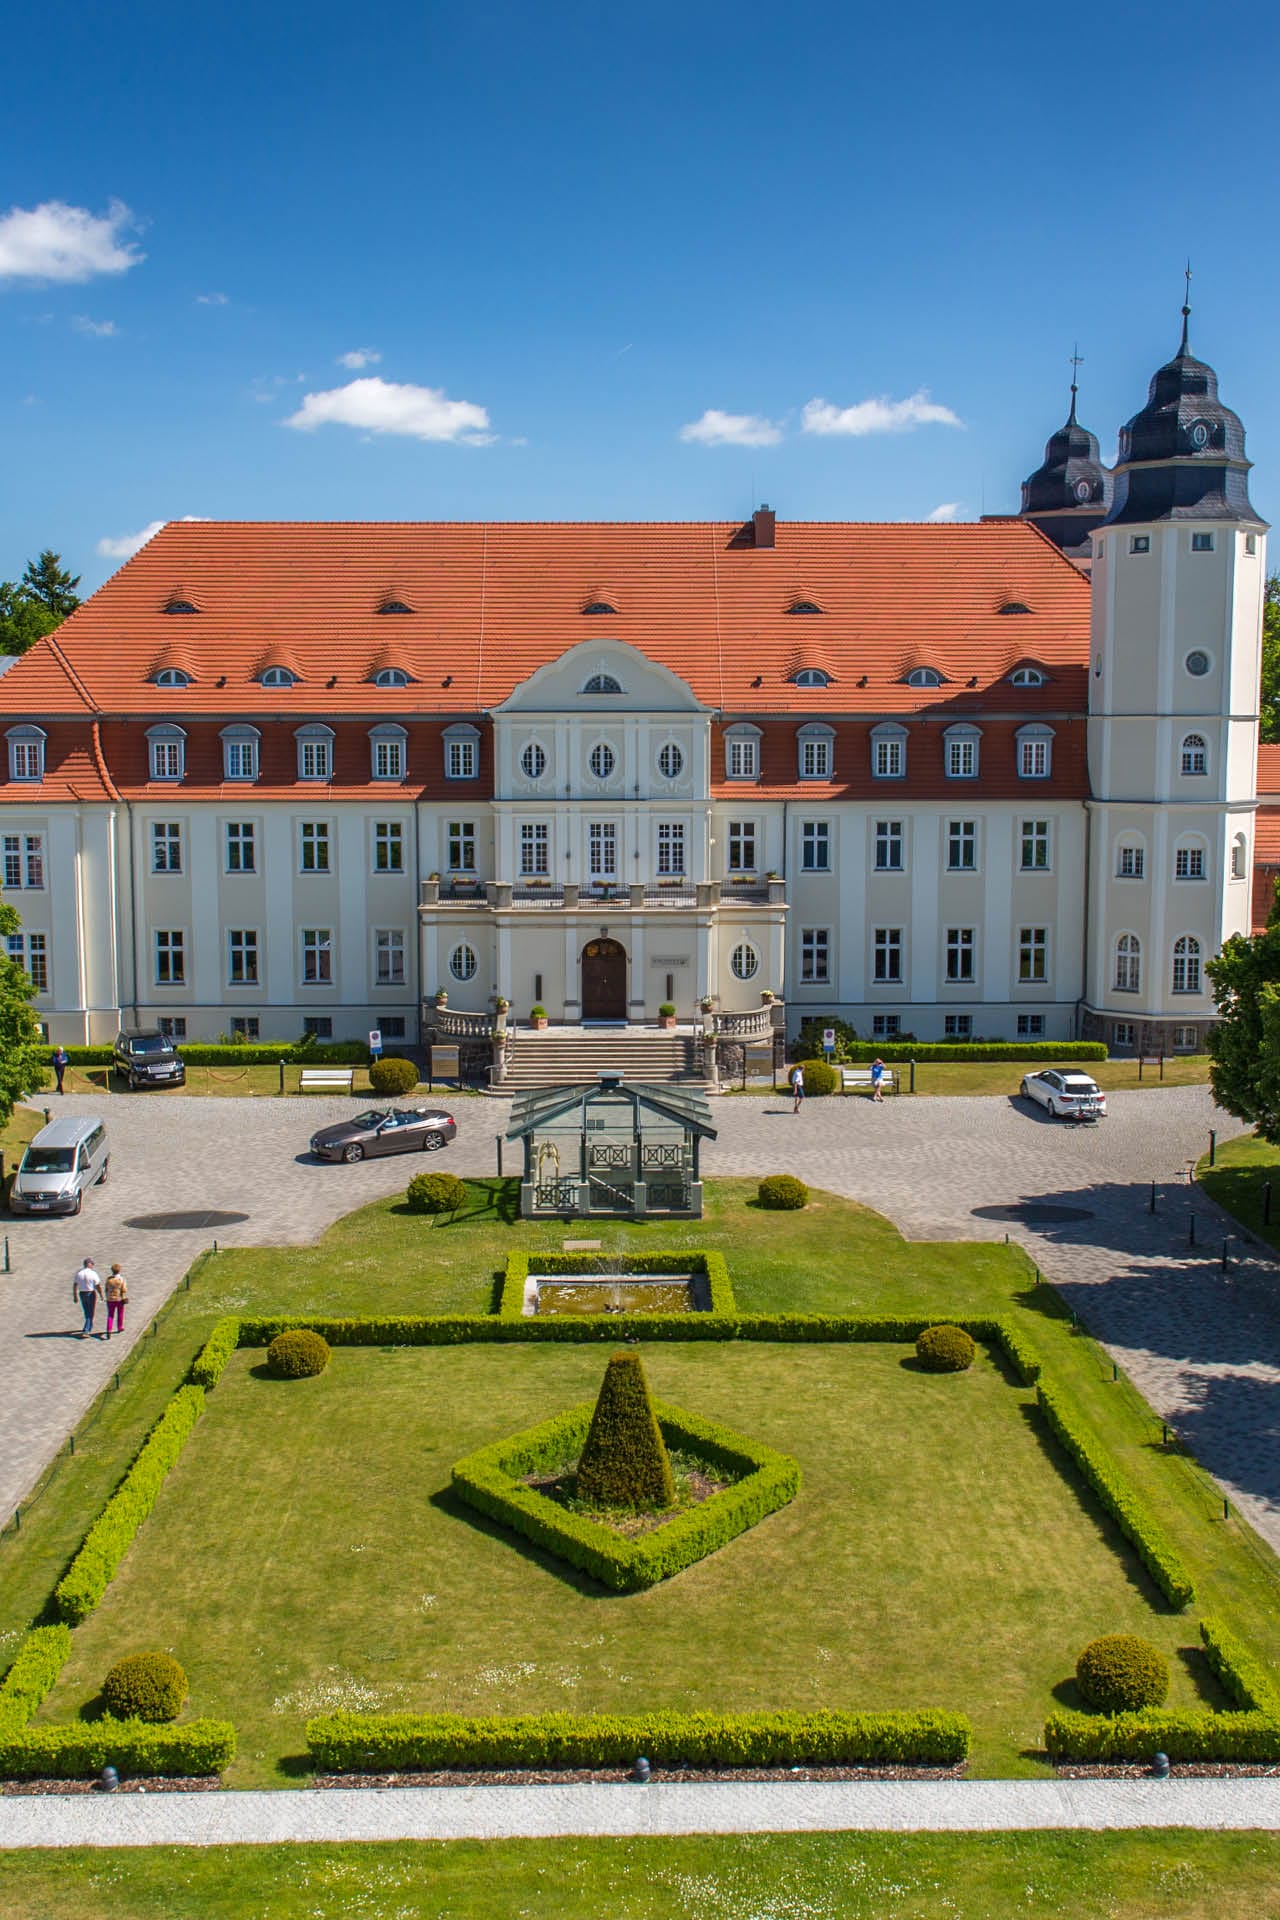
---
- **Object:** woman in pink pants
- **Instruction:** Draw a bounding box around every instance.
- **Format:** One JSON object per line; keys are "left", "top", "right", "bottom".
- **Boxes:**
{"left": 104, "top": 1264, "right": 128, "bottom": 1338}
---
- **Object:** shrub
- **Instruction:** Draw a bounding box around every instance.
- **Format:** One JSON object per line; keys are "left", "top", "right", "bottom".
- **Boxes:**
{"left": 757, "top": 1174, "right": 809, "bottom": 1211}
{"left": 407, "top": 1171, "right": 468, "bottom": 1215}
{"left": 529, "top": 1004, "right": 548, "bottom": 1020}
{"left": 189, "top": 1317, "right": 240, "bottom": 1389}
{"left": 0, "top": 1719, "right": 235, "bottom": 1780}
{"left": 266, "top": 1329, "right": 331, "bottom": 1379}
{"left": 1075, "top": 1634, "right": 1169, "bottom": 1713}
{"left": 916, "top": 1325, "right": 976, "bottom": 1372}
{"left": 801, "top": 1059, "right": 839, "bottom": 1096}
{"left": 0, "top": 1626, "right": 72, "bottom": 1732}
{"left": 793, "top": 1021, "right": 1107, "bottom": 1065}
{"left": 576, "top": 1352, "right": 674, "bottom": 1512}
{"left": 368, "top": 1055, "right": 419, "bottom": 1096}
{"left": 102, "top": 1651, "right": 189, "bottom": 1723}
{"left": 657, "top": 1002, "right": 676, "bottom": 1018}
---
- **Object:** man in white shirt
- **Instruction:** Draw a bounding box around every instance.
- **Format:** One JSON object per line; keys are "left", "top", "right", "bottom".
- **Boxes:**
{"left": 72, "top": 1259, "right": 102, "bottom": 1339}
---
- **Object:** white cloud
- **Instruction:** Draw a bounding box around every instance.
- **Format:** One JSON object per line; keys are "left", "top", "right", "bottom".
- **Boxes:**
{"left": 285, "top": 376, "right": 492, "bottom": 444}
{"left": 0, "top": 199, "right": 143, "bottom": 284}
{"left": 679, "top": 408, "right": 783, "bottom": 448}
{"left": 927, "top": 501, "right": 963, "bottom": 521}
{"left": 72, "top": 315, "right": 118, "bottom": 337}
{"left": 196, "top": 291, "right": 229, "bottom": 306}
{"left": 337, "top": 346, "right": 381, "bottom": 369}
{"left": 801, "top": 390, "right": 963, "bottom": 437}
{"left": 96, "top": 515, "right": 208, "bottom": 560}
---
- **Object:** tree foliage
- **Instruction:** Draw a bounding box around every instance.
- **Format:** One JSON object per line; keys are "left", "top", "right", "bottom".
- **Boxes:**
{"left": 575, "top": 1350, "right": 674, "bottom": 1512}
{"left": 0, "top": 902, "right": 48, "bottom": 1124}
{"left": 21, "top": 551, "right": 80, "bottom": 620}
{"left": 1206, "top": 888, "right": 1280, "bottom": 1140}
{"left": 1261, "top": 575, "right": 1280, "bottom": 744}
{"left": 0, "top": 550, "right": 80, "bottom": 656}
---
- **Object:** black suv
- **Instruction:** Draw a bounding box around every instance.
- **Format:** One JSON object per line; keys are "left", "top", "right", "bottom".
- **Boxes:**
{"left": 113, "top": 1030, "right": 187, "bottom": 1089}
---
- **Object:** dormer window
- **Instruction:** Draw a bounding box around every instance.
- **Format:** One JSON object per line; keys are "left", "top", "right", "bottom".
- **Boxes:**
{"left": 1016, "top": 723, "right": 1054, "bottom": 780}
{"left": 1010, "top": 667, "right": 1047, "bottom": 688}
{"left": 153, "top": 668, "right": 192, "bottom": 688}
{"left": 162, "top": 598, "right": 198, "bottom": 614}
{"left": 725, "top": 723, "right": 761, "bottom": 782}
{"left": 443, "top": 723, "right": 480, "bottom": 781}
{"left": 582, "top": 673, "right": 622, "bottom": 694}
{"left": 792, "top": 668, "right": 831, "bottom": 688}
{"left": 147, "top": 725, "right": 186, "bottom": 782}
{"left": 797, "top": 723, "right": 834, "bottom": 781}
{"left": 906, "top": 667, "right": 943, "bottom": 689}
{"left": 373, "top": 668, "right": 410, "bottom": 689}
{"left": 870, "top": 722, "right": 907, "bottom": 780}
{"left": 998, "top": 602, "right": 1032, "bottom": 615}
{"left": 787, "top": 600, "right": 823, "bottom": 615}
{"left": 369, "top": 723, "right": 407, "bottom": 782}
{"left": 944, "top": 724, "right": 981, "bottom": 780}
{"left": 377, "top": 599, "right": 413, "bottom": 615}
{"left": 220, "top": 725, "right": 260, "bottom": 783}
{"left": 6, "top": 726, "right": 46, "bottom": 783}
{"left": 261, "top": 666, "right": 298, "bottom": 688}
{"left": 582, "top": 601, "right": 617, "bottom": 616}
{"left": 295, "top": 724, "right": 334, "bottom": 782}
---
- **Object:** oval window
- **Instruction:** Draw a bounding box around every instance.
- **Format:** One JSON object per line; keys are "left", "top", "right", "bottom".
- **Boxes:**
{"left": 589, "top": 743, "right": 616, "bottom": 779}
{"left": 730, "top": 942, "right": 759, "bottom": 981}
{"left": 658, "top": 742, "right": 683, "bottom": 779}
{"left": 521, "top": 742, "right": 547, "bottom": 779}
{"left": 449, "top": 943, "right": 477, "bottom": 981}
{"left": 1185, "top": 650, "right": 1211, "bottom": 677}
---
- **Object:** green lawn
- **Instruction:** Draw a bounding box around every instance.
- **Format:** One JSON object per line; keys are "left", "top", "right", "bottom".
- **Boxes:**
{"left": 732, "top": 1057, "right": 1213, "bottom": 1098}
{"left": 1198, "top": 1132, "right": 1280, "bottom": 1255}
{"left": 3, "top": 1833, "right": 1280, "bottom": 1920}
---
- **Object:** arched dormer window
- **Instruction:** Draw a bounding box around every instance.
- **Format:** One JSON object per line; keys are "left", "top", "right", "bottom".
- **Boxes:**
{"left": 443, "top": 723, "right": 480, "bottom": 781}
{"left": 6, "top": 725, "right": 46, "bottom": 783}
{"left": 369, "top": 723, "right": 407, "bottom": 782}
{"left": 797, "top": 723, "right": 834, "bottom": 781}
{"left": 906, "top": 667, "right": 944, "bottom": 689}
{"left": 260, "top": 665, "right": 298, "bottom": 689}
{"left": 162, "top": 598, "right": 198, "bottom": 615}
{"left": 372, "top": 667, "right": 410, "bottom": 689}
{"left": 581, "top": 601, "right": 617, "bottom": 616}
{"left": 1016, "top": 723, "right": 1054, "bottom": 779}
{"left": 1010, "top": 666, "right": 1046, "bottom": 687}
{"left": 1114, "top": 933, "right": 1141, "bottom": 993}
{"left": 220, "top": 724, "right": 260, "bottom": 783}
{"left": 792, "top": 668, "right": 831, "bottom": 688}
{"left": 295, "top": 724, "right": 334, "bottom": 782}
{"left": 998, "top": 601, "right": 1032, "bottom": 615}
{"left": 870, "top": 721, "right": 907, "bottom": 780}
{"left": 153, "top": 668, "right": 192, "bottom": 688}
{"left": 787, "top": 600, "right": 823, "bottom": 615}
{"left": 1180, "top": 733, "right": 1208, "bottom": 776}
{"left": 581, "top": 673, "right": 623, "bottom": 694}
{"left": 724, "top": 723, "right": 761, "bottom": 781}
{"left": 146, "top": 724, "right": 186, "bottom": 782}
{"left": 377, "top": 599, "right": 413, "bottom": 615}
{"left": 943, "top": 723, "right": 981, "bottom": 780}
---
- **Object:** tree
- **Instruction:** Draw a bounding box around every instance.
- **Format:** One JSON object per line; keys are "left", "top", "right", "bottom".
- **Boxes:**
{"left": 1206, "top": 883, "right": 1280, "bottom": 1139}
{"left": 0, "top": 582, "right": 58, "bottom": 657}
{"left": 575, "top": 1350, "right": 674, "bottom": 1512}
{"left": 1261, "top": 575, "right": 1280, "bottom": 744}
{"left": 0, "top": 902, "right": 49, "bottom": 1124}
{"left": 20, "top": 551, "right": 80, "bottom": 621}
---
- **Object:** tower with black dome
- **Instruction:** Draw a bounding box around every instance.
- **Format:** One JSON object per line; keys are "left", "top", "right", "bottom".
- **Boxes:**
{"left": 1083, "top": 294, "right": 1268, "bottom": 1050}
{"left": 1019, "top": 368, "right": 1112, "bottom": 569}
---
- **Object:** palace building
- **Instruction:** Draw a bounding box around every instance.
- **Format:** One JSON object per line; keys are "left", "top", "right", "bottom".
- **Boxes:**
{"left": 0, "top": 316, "right": 1272, "bottom": 1062}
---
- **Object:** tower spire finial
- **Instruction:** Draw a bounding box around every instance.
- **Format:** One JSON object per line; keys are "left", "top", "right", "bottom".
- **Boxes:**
{"left": 1068, "top": 344, "right": 1083, "bottom": 425}
{"left": 1179, "top": 259, "right": 1192, "bottom": 354}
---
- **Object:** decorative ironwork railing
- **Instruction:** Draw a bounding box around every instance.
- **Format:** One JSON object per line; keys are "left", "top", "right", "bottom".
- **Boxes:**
{"left": 641, "top": 1143, "right": 687, "bottom": 1169}
{"left": 645, "top": 1180, "right": 691, "bottom": 1212}
{"left": 587, "top": 1174, "right": 635, "bottom": 1213}
{"left": 533, "top": 1180, "right": 578, "bottom": 1210}
{"left": 511, "top": 885, "right": 565, "bottom": 907}
{"left": 588, "top": 1143, "right": 633, "bottom": 1170}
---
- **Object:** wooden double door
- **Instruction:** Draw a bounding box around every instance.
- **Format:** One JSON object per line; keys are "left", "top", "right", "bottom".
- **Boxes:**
{"left": 581, "top": 938, "right": 627, "bottom": 1020}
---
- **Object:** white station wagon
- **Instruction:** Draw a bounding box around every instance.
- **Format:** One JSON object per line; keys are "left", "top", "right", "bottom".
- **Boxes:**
{"left": 1019, "top": 1069, "right": 1108, "bottom": 1122}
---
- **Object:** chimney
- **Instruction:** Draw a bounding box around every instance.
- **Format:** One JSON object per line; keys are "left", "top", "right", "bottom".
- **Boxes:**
{"left": 752, "top": 504, "right": 776, "bottom": 549}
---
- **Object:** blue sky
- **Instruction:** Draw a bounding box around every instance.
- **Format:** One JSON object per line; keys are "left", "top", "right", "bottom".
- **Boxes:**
{"left": 3, "top": 0, "right": 1278, "bottom": 590}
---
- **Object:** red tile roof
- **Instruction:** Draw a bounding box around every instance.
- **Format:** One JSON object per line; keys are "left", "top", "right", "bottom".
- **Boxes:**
{"left": 1257, "top": 745, "right": 1280, "bottom": 796}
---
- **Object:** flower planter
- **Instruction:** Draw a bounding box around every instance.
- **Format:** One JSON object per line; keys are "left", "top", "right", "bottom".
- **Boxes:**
{"left": 657, "top": 1015, "right": 677, "bottom": 1031}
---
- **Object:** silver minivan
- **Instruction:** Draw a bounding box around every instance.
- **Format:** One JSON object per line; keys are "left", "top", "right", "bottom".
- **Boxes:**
{"left": 10, "top": 1117, "right": 110, "bottom": 1216}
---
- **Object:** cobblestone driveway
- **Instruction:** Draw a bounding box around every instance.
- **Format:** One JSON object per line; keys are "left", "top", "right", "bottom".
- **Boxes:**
{"left": 3, "top": 1084, "right": 1279, "bottom": 1561}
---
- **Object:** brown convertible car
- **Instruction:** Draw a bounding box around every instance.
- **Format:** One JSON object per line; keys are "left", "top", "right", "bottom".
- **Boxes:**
{"left": 309, "top": 1108, "right": 457, "bottom": 1163}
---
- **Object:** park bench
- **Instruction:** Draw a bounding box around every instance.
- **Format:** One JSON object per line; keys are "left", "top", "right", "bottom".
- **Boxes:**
{"left": 840, "top": 1065, "right": 898, "bottom": 1096}
{"left": 298, "top": 1067, "right": 355, "bottom": 1094}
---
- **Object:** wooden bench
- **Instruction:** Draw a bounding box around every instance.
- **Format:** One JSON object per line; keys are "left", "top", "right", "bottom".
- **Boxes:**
{"left": 840, "top": 1065, "right": 898, "bottom": 1096}
{"left": 298, "top": 1067, "right": 355, "bottom": 1094}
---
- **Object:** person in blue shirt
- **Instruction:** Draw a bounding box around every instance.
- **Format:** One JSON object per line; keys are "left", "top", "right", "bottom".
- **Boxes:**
{"left": 870, "top": 1058, "right": 886, "bottom": 1103}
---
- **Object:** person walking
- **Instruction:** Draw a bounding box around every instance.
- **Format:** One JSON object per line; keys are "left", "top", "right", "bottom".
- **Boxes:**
{"left": 52, "top": 1045, "right": 69, "bottom": 1095}
{"left": 790, "top": 1063, "right": 805, "bottom": 1114}
{"left": 104, "top": 1263, "right": 128, "bottom": 1340}
{"left": 72, "top": 1259, "right": 102, "bottom": 1339}
{"left": 870, "top": 1057, "right": 886, "bottom": 1103}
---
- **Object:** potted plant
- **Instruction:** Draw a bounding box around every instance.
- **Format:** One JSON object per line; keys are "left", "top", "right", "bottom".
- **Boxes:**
{"left": 760, "top": 988, "right": 775, "bottom": 1005}
{"left": 530, "top": 1003, "right": 549, "bottom": 1031}
{"left": 434, "top": 988, "right": 448, "bottom": 1007}
{"left": 657, "top": 1001, "right": 677, "bottom": 1030}
{"left": 699, "top": 995, "right": 715, "bottom": 1014}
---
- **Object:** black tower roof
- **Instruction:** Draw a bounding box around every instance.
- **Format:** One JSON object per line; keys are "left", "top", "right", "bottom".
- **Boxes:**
{"left": 1019, "top": 372, "right": 1111, "bottom": 563}
{"left": 1104, "top": 302, "right": 1264, "bottom": 528}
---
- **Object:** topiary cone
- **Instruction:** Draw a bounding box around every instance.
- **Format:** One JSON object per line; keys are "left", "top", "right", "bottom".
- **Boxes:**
{"left": 575, "top": 1351, "right": 674, "bottom": 1512}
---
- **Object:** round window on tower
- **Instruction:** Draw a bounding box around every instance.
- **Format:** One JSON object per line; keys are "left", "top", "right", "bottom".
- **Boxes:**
{"left": 1189, "top": 420, "right": 1210, "bottom": 450}
{"left": 1074, "top": 479, "right": 1092, "bottom": 503}
{"left": 1185, "top": 650, "right": 1212, "bottom": 678}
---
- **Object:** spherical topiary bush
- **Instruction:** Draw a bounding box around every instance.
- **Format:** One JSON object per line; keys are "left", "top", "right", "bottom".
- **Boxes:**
{"left": 757, "top": 1174, "right": 809, "bottom": 1211}
{"left": 368, "top": 1055, "right": 419, "bottom": 1096}
{"left": 102, "top": 1650, "right": 188, "bottom": 1722}
{"left": 266, "top": 1328, "right": 331, "bottom": 1379}
{"left": 801, "top": 1059, "right": 839, "bottom": 1097}
{"left": 915, "top": 1324, "right": 976, "bottom": 1372}
{"left": 1076, "top": 1634, "right": 1170, "bottom": 1713}
{"left": 407, "top": 1170, "right": 468, "bottom": 1215}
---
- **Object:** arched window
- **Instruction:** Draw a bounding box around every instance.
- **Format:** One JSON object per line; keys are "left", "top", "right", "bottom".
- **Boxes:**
{"left": 1181, "top": 733, "right": 1208, "bottom": 776}
{"left": 521, "top": 741, "right": 547, "bottom": 780}
{"left": 581, "top": 601, "right": 617, "bottom": 616}
{"left": 1172, "top": 935, "right": 1202, "bottom": 995}
{"left": 998, "top": 602, "right": 1032, "bottom": 616}
{"left": 582, "top": 673, "right": 622, "bottom": 694}
{"left": 162, "top": 598, "right": 198, "bottom": 614}
{"left": 260, "top": 665, "right": 297, "bottom": 688}
{"left": 449, "top": 942, "right": 478, "bottom": 982}
{"left": 1010, "top": 666, "right": 1046, "bottom": 687}
{"left": 906, "top": 667, "right": 943, "bottom": 688}
{"left": 1232, "top": 832, "right": 1248, "bottom": 881}
{"left": 373, "top": 667, "right": 409, "bottom": 689}
{"left": 146, "top": 724, "right": 186, "bottom": 782}
{"left": 730, "top": 941, "right": 759, "bottom": 981}
{"left": 792, "top": 668, "right": 831, "bottom": 687}
{"left": 1115, "top": 934, "right": 1141, "bottom": 993}
{"left": 377, "top": 599, "right": 413, "bottom": 615}
{"left": 588, "top": 742, "right": 616, "bottom": 779}
{"left": 787, "top": 601, "right": 823, "bottom": 615}
{"left": 657, "top": 741, "right": 684, "bottom": 779}
{"left": 153, "top": 668, "right": 192, "bottom": 688}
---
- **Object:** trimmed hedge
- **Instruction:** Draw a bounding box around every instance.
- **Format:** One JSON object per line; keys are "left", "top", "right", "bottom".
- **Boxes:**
{"left": 757, "top": 1175, "right": 809, "bottom": 1211}
{"left": 498, "top": 1250, "right": 737, "bottom": 1321}
{"left": 1036, "top": 1380, "right": 1195, "bottom": 1610}
{"left": 0, "top": 1626, "right": 71, "bottom": 1731}
{"left": 1045, "top": 1623, "right": 1280, "bottom": 1761}
{"left": 38, "top": 1042, "right": 368, "bottom": 1068}
{"left": 576, "top": 1351, "right": 674, "bottom": 1511}
{"left": 189, "top": 1317, "right": 241, "bottom": 1389}
{"left": 0, "top": 1719, "right": 236, "bottom": 1780}
{"left": 1202, "top": 1615, "right": 1280, "bottom": 1713}
{"left": 794, "top": 1022, "right": 1107, "bottom": 1064}
{"left": 53, "top": 1386, "right": 205, "bottom": 1625}
{"left": 308, "top": 1705, "right": 971, "bottom": 1773}
{"left": 452, "top": 1399, "right": 800, "bottom": 1591}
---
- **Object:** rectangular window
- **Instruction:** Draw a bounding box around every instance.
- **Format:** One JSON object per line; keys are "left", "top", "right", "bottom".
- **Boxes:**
{"left": 300, "top": 822, "right": 330, "bottom": 874}
{"left": 155, "top": 930, "right": 185, "bottom": 986}
{"left": 519, "top": 823, "right": 549, "bottom": 876}
{"left": 151, "top": 821, "right": 182, "bottom": 875}
{"left": 727, "top": 821, "right": 756, "bottom": 872}
{"left": 1020, "top": 820, "right": 1049, "bottom": 871}
{"left": 9, "top": 738, "right": 43, "bottom": 781}
{"left": 801, "top": 820, "right": 830, "bottom": 871}
{"left": 1016, "top": 1013, "right": 1045, "bottom": 1038}
{"left": 7, "top": 933, "right": 48, "bottom": 994}
{"left": 944, "top": 1013, "right": 973, "bottom": 1038}
{"left": 230, "top": 1015, "right": 260, "bottom": 1040}
{"left": 373, "top": 822, "right": 404, "bottom": 873}
{"left": 947, "top": 820, "right": 977, "bottom": 871}
{"left": 373, "top": 736, "right": 404, "bottom": 781}
{"left": 945, "top": 927, "right": 974, "bottom": 983}
{"left": 1112, "top": 1021, "right": 1135, "bottom": 1048}
{"left": 946, "top": 736, "right": 977, "bottom": 779}
{"left": 1018, "top": 926, "right": 1047, "bottom": 983}
{"left": 800, "top": 734, "right": 831, "bottom": 780}
{"left": 448, "top": 821, "right": 475, "bottom": 872}
{"left": 873, "top": 927, "right": 902, "bottom": 983}
{"left": 225, "top": 822, "right": 256, "bottom": 873}
{"left": 727, "top": 735, "right": 758, "bottom": 780}
{"left": 3, "top": 833, "right": 45, "bottom": 889}
{"left": 1246, "top": 533, "right": 1258, "bottom": 556}
{"left": 298, "top": 737, "right": 332, "bottom": 781}
{"left": 375, "top": 929, "right": 405, "bottom": 987}
{"left": 800, "top": 928, "right": 830, "bottom": 983}
{"left": 1175, "top": 846, "right": 1205, "bottom": 880}
{"left": 588, "top": 821, "right": 618, "bottom": 878}
{"left": 23, "top": 834, "right": 43, "bottom": 889}
{"left": 302, "top": 1016, "right": 333, "bottom": 1039}
{"left": 873, "top": 736, "right": 904, "bottom": 779}
{"left": 381, "top": 1016, "right": 407, "bottom": 1039}
{"left": 150, "top": 738, "right": 183, "bottom": 781}
{"left": 874, "top": 820, "right": 903, "bottom": 871}
{"left": 1191, "top": 532, "right": 1215, "bottom": 552}
{"left": 1173, "top": 1024, "right": 1199, "bottom": 1050}
{"left": 1019, "top": 737, "right": 1050, "bottom": 778}
{"left": 872, "top": 1013, "right": 900, "bottom": 1038}
{"left": 223, "top": 736, "right": 258, "bottom": 781}
{"left": 1129, "top": 535, "right": 1150, "bottom": 554}
{"left": 157, "top": 1016, "right": 187, "bottom": 1039}
{"left": 1118, "top": 844, "right": 1144, "bottom": 879}
{"left": 301, "top": 928, "right": 333, "bottom": 984}
{"left": 657, "top": 822, "right": 685, "bottom": 875}
{"left": 2, "top": 837, "right": 19, "bottom": 890}
{"left": 447, "top": 737, "right": 477, "bottom": 780}
{"left": 227, "top": 929, "right": 259, "bottom": 986}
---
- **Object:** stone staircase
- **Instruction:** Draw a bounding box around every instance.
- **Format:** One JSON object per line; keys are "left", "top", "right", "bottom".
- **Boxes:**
{"left": 500, "top": 1027, "right": 704, "bottom": 1091}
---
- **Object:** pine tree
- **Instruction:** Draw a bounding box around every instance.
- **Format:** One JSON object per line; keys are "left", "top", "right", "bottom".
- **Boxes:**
{"left": 575, "top": 1351, "right": 674, "bottom": 1512}
{"left": 20, "top": 551, "right": 80, "bottom": 620}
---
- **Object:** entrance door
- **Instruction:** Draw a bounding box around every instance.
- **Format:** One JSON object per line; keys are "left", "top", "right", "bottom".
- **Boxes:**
{"left": 581, "top": 938, "right": 627, "bottom": 1020}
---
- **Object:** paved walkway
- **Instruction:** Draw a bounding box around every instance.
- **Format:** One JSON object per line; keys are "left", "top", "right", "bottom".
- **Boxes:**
{"left": 2, "top": 1777, "right": 1279, "bottom": 1846}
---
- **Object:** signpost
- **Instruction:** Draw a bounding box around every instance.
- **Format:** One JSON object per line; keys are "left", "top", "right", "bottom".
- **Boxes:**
{"left": 822, "top": 1027, "right": 836, "bottom": 1057}
{"left": 368, "top": 1028, "right": 383, "bottom": 1061}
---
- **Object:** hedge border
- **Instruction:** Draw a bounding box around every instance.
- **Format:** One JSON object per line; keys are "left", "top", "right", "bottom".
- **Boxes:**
{"left": 1044, "top": 1619, "right": 1280, "bottom": 1761}
{"left": 451, "top": 1397, "right": 800, "bottom": 1591}
{"left": 38, "top": 1041, "right": 369, "bottom": 1068}
{"left": 793, "top": 1024, "right": 1108, "bottom": 1064}
{"left": 307, "top": 1705, "right": 972, "bottom": 1773}
{"left": 498, "top": 1250, "right": 736, "bottom": 1321}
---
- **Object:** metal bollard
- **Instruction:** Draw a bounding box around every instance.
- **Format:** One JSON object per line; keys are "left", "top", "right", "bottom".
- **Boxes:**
{"left": 909, "top": 1059, "right": 916, "bottom": 1094}
{"left": 1265, "top": 1179, "right": 1273, "bottom": 1226}
{"left": 495, "top": 1133, "right": 504, "bottom": 1177}
{"left": 278, "top": 1059, "right": 286, "bottom": 1095}
{"left": 1209, "top": 1129, "right": 1217, "bottom": 1167}
{"left": 2, "top": 1237, "right": 9, "bottom": 1274}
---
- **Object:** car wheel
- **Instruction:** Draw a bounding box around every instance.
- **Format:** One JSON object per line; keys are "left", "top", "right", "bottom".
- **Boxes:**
{"left": 422, "top": 1131, "right": 446, "bottom": 1152}
{"left": 98, "top": 1159, "right": 109, "bottom": 1185}
{"left": 72, "top": 1191, "right": 82, "bottom": 1215}
{"left": 1020, "top": 1079, "right": 1031, "bottom": 1099}
{"left": 342, "top": 1143, "right": 364, "bottom": 1163}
